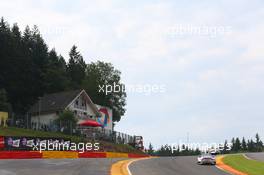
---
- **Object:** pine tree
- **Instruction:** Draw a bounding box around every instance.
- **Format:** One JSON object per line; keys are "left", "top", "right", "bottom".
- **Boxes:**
{"left": 231, "top": 137, "right": 235, "bottom": 151}
{"left": 242, "top": 137, "right": 247, "bottom": 151}
{"left": 255, "top": 133, "right": 263, "bottom": 152}
{"left": 67, "top": 45, "right": 86, "bottom": 87}
{"left": 223, "top": 140, "right": 229, "bottom": 154}
{"left": 0, "top": 18, "right": 129, "bottom": 125}
{"left": 247, "top": 139, "right": 255, "bottom": 152}
{"left": 234, "top": 137, "right": 241, "bottom": 152}
{"left": 44, "top": 49, "right": 69, "bottom": 93}
{"left": 148, "top": 143, "right": 154, "bottom": 155}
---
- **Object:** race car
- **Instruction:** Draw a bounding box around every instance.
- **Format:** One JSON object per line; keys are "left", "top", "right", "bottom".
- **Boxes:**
{"left": 197, "top": 153, "right": 216, "bottom": 165}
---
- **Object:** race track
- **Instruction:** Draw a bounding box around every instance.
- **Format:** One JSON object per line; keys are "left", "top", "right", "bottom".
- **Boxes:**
{"left": 130, "top": 156, "right": 229, "bottom": 175}
{"left": 246, "top": 152, "right": 264, "bottom": 162}
{"left": 0, "top": 156, "right": 237, "bottom": 175}
{"left": 0, "top": 158, "right": 124, "bottom": 175}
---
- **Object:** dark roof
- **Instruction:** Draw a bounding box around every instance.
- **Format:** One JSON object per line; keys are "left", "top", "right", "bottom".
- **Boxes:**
{"left": 29, "top": 89, "right": 82, "bottom": 115}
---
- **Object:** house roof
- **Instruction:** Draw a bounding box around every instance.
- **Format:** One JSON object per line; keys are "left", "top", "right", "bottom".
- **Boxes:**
{"left": 29, "top": 89, "right": 100, "bottom": 116}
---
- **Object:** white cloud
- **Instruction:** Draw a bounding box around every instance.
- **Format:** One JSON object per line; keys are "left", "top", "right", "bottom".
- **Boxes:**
{"left": 1, "top": 0, "right": 264, "bottom": 147}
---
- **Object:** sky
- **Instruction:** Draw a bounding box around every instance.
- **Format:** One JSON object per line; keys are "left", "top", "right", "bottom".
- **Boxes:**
{"left": 1, "top": 0, "right": 264, "bottom": 148}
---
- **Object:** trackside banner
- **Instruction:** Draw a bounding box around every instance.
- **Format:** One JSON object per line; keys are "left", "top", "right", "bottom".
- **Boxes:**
{"left": 4, "top": 136, "right": 71, "bottom": 151}
{"left": 0, "top": 136, "right": 4, "bottom": 149}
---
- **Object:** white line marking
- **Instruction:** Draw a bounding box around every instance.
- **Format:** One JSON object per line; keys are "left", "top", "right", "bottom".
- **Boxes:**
{"left": 127, "top": 160, "right": 134, "bottom": 175}
{"left": 215, "top": 165, "right": 233, "bottom": 175}
{"left": 243, "top": 154, "right": 253, "bottom": 160}
{"left": 127, "top": 158, "right": 152, "bottom": 175}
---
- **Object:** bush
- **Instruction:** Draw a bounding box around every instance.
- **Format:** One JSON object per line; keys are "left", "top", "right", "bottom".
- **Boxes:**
{"left": 55, "top": 110, "right": 77, "bottom": 134}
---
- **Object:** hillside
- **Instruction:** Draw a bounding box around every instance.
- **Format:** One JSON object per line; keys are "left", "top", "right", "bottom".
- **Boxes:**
{"left": 0, "top": 127, "right": 144, "bottom": 154}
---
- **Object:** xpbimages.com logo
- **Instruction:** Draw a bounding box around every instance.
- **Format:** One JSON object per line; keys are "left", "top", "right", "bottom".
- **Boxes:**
{"left": 98, "top": 82, "right": 166, "bottom": 95}
{"left": 32, "top": 141, "right": 100, "bottom": 153}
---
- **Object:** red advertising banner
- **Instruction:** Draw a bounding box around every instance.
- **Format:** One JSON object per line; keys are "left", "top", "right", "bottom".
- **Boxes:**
{"left": 0, "top": 136, "right": 4, "bottom": 149}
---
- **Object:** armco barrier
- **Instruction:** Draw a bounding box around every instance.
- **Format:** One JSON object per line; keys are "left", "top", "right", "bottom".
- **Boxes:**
{"left": 42, "top": 151, "right": 78, "bottom": 159}
{"left": 78, "top": 152, "right": 107, "bottom": 158}
{"left": 0, "top": 151, "right": 148, "bottom": 159}
{"left": 0, "top": 151, "right": 42, "bottom": 159}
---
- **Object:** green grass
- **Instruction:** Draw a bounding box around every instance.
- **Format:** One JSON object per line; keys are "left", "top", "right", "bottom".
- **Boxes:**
{"left": 223, "top": 154, "right": 264, "bottom": 175}
{"left": 0, "top": 127, "right": 143, "bottom": 154}
{"left": 0, "top": 127, "right": 83, "bottom": 142}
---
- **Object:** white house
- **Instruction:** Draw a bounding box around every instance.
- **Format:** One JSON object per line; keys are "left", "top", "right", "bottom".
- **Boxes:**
{"left": 29, "top": 89, "right": 113, "bottom": 131}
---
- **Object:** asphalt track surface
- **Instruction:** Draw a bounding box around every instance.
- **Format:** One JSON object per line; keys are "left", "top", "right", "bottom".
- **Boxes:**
{"left": 0, "top": 158, "right": 124, "bottom": 175}
{"left": 246, "top": 152, "right": 264, "bottom": 162}
{"left": 130, "top": 156, "right": 229, "bottom": 175}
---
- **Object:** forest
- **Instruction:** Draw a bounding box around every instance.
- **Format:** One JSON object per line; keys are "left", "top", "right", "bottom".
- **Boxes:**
{"left": 0, "top": 17, "right": 126, "bottom": 122}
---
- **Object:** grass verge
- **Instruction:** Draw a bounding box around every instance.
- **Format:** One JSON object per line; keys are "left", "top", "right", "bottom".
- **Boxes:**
{"left": 0, "top": 127, "right": 143, "bottom": 154}
{"left": 223, "top": 154, "right": 264, "bottom": 175}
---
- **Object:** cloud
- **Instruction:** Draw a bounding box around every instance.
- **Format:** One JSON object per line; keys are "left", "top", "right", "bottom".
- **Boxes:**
{"left": 1, "top": 0, "right": 264, "bottom": 148}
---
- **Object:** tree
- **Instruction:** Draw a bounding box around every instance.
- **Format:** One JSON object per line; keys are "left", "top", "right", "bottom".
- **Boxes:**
{"left": 222, "top": 140, "right": 229, "bottom": 154}
{"left": 231, "top": 137, "right": 235, "bottom": 151}
{"left": 255, "top": 133, "right": 263, "bottom": 152}
{"left": 148, "top": 143, "right": 154, "bottom": 155}
{"left": 0, "top": 24, "right": 50, "bottom": 115}
{"left": 0, "top": 18, "right": 128, "bottom": 125}
{"left": 56, "top": 110, "right": 77, "bottom": 134}
{"left": 67, "top": 45, "right": 86, "bottom": 87}
{"left": 83, "top": 61, "right": 126, "bottom": 122}
{"left": 44, "top": 49, "right": 69, "bottom": 93}
{"left": 231, "top": 137, "right": 241, "bottom": 152}
{"left": 17, "top": 25, "right": 49, "bottom": 114}
{"left": 0, "top": 19, "right": 67, "bottom": 116}
{"left": 0, "top": 18, "right": 19, "bottom": 114}
{"left": 0, "top": 89, "right": 11, "bottom": 112}
{"left": 242, "top": 137, "right": 247, "bottom": 151}
{"left": 247, "top": 139, "right": 255, "bottom": 152}
{"left": 234, "top": 137, "right": 241, "bottom": 152}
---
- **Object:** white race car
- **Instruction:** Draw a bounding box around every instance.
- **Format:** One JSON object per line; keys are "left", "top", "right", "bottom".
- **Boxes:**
{"left": 197, "top": 153, "right": 216, "bottom": 165}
